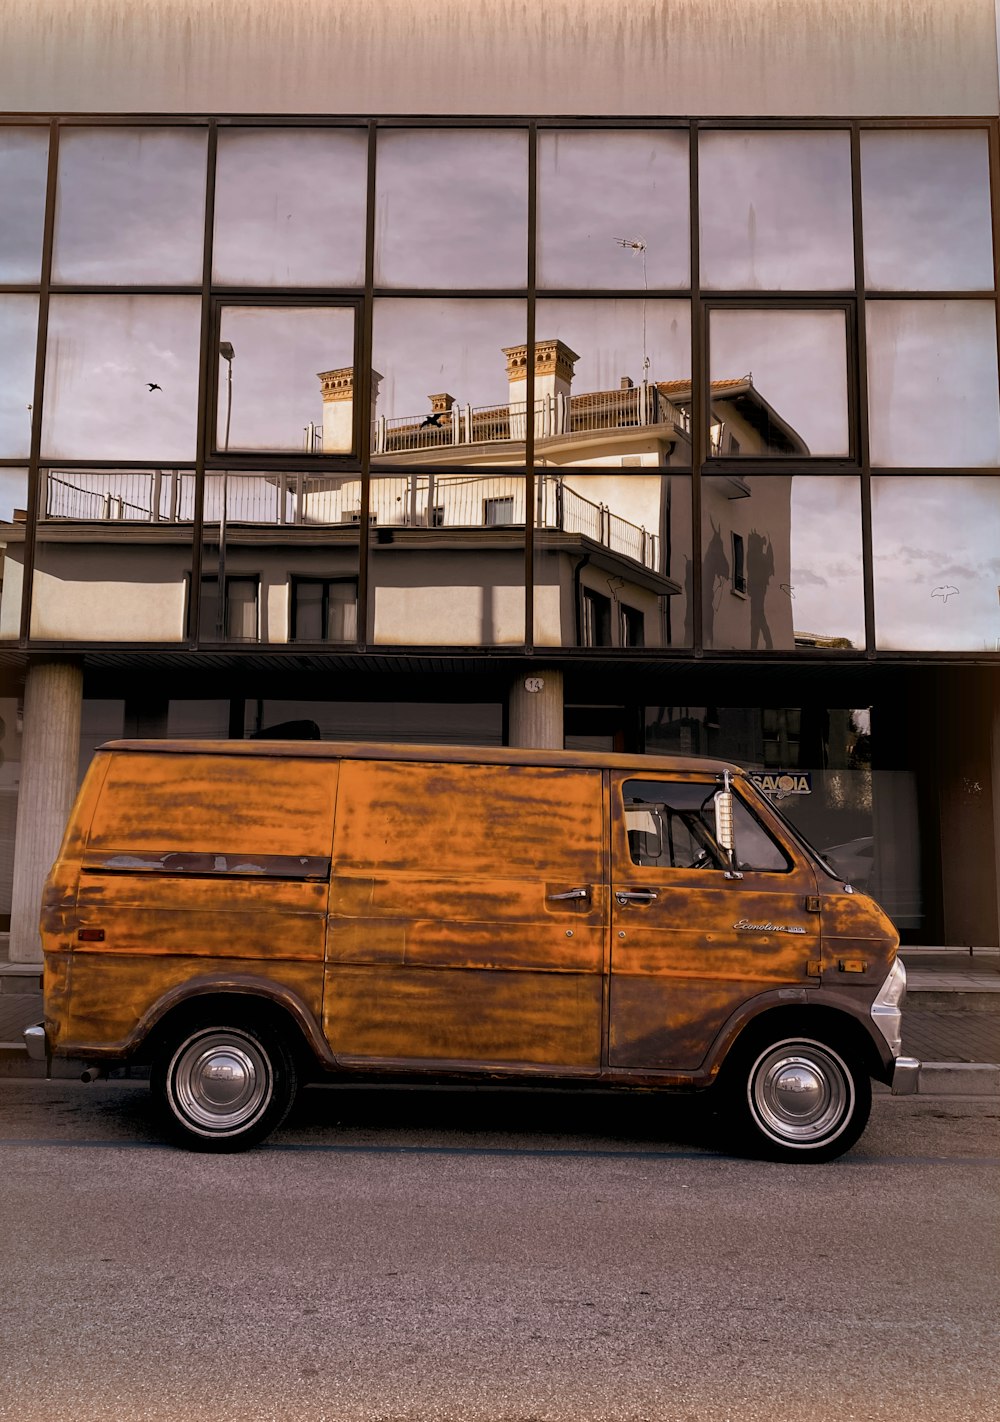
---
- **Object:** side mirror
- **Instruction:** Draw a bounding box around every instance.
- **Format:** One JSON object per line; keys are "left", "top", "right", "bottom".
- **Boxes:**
{"left": 714, "top": 771, "right": 742, "bottom": 878}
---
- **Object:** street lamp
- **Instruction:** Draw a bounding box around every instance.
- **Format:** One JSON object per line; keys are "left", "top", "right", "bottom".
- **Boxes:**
{"left": 217, "top": 341, "right": 235, "bottom": 639}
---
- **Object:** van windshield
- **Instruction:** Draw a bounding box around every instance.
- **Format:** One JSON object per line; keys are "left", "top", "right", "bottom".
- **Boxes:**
{"left": 744, "top": 782, "right": 845, "bottom": 883}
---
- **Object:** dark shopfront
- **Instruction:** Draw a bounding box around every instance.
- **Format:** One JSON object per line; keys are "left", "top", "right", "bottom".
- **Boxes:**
{"left": 8, "top": 654, "right": 989, "bottom": 953}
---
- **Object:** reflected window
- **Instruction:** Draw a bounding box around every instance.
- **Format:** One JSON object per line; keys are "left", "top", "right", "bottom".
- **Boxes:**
{"left": 861, "top": 130, "right": 994, "bottom": 292}
{"left": 201, "top": 472, "right": 361, "bottom": 645}
{"left": 699, "top": 131, "right": 854, "bottom": 291}
{"left": 534, "top": 472, "right": 689, "bottom": 649}
{"left": 372, "top": 299, "right": 526, "bottom": 465}
{"left": 872, "top": 477, "right": 1000, "bottom": 651}
{"left": 52, "top": 127, "right": 207, "bottom": 285}
{"left": 214, "top": 128, "right": 368, "bottom": 287}
{"left": 375, "top": 129, "right": 528, "bottom": 288}
{"left": 533, "top": 300, "right": 692, "bottom": 468}
{"left": 708, "top": 309, "right": 850, "bottom": 458}
{"left": 291, "top": 577, "right": 358, "bottom": 642}
{"left": 42, "top": 296, "right": 201, "bottom": 461}
{"left": 0, "top": 295, "right": 38, "bottom": 458}
{"left": 368, "top": 473, "right": 526, "bottom": 647}
{"left": 199, "top": 576, "right": 259, "bottom": 642}
{"left": 702, "top": 474, "right": 864, "bottom": 652}
{"left": 0, "top": 469, "right": 28, "bottom": 642}
{"left": 537, "top": 131, "right": 690, "bottom": 289}
{"left": 216, "top": 306, "right": 356, "bottom": 454}
{"left": 866, "top": 301, "right": 1000, "bottom": 467}
{"left": 0, "top": 128, "right": 49, "bottom": 282}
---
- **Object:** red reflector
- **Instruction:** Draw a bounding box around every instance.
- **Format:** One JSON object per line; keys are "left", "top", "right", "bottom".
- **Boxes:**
{"left": 77, "top": 928, "right": 105, "bottom": 942}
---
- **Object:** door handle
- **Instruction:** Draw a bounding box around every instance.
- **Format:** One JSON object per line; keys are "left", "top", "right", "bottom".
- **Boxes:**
{"left": 615, "top": 888, "right": 659, "bottom": 905}
{"left": 546, "top": 887, "right": 591, "bottom": 902}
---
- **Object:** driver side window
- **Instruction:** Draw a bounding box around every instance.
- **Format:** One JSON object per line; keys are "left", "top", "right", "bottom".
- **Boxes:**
{"left": 622, "top": 778, "right": 790, "bottom": 872}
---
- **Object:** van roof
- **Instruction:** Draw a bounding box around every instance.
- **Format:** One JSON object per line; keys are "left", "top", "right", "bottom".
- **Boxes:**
{"left": 99, "top": 739, "right": 746, "bottom": 777}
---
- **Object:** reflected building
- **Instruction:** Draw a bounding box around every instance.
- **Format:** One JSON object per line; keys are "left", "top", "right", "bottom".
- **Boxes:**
{"left": 1, "top": 0, "right": 999, "bottom": 973}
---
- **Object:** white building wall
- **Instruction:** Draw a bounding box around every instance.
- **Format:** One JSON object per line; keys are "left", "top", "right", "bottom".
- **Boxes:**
{"left": 1, "top": 0, "right": 996, "bottom": 117}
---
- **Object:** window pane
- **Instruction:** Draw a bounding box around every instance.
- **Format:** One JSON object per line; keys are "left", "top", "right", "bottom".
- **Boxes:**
{"left": 861, "top": 130, "right": 994, "bottom": 292}
{"left": 702, "top": 474, "right": 864, "bottom": 652}
{"left": 213, "top": 128, "right": 368, "bottom": 287}
{"left": 699, "top": 131, "right": 854, "bottom": 291}
{"left": 42, "top": 296, "right": 201, "bottom": 461}
{"left": 0, "top": 470, "right": 28, "bottom": 641}
{"left": 534, "top": 300, "right": 692, "bottom": 467}
{"left": 0, "top": 296, "right": 38, "bottom": 458}
{"left": 247, "top": 700, "right": 503, "bottom": 745}
{"left": 0, "top": 128, "right": 49, "bottom": 282}
{"left": 372, "top": 299, "right": 526, "bottom": 466}
{"left": 708, "top": 309, "right": 850, "bottom": 457}
{"left": 537, "top": 131, "right": 689, "bottom": 289}
{"left": 52, "top": 127, "right": 207, "bottom": 285}
{"left": 201, "top": 471, "right": 360, "bottom": 645}
{"left": 31, "top": 539, "right": 192, "bottom": 643}
{"left": 374, "top": 130, "right": 527, "bottom": 288}
{"left": 534, "top": 473, "right": 691, "bottom": 648}
{"left": 217, "top": 306, "right": 356, "bottom": 454}
{"left": 872, "top": 476, "right": 1000, "bottom": 651}
{"left": 369, "top": 474, "right": 525, "bottom": 646}
{"left": 866, "top": 301, "right": 1000, "bottom": 467}
{"left": 30, "top": 466, "right": 195, "bottom": 642}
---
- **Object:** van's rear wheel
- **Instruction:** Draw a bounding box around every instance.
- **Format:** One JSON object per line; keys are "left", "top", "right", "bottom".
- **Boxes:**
{"left": 152, "top": 1019, "right": 297, "bottom": 1152}
{"left": 726, "top": 1034, "right": 870, "bottom": 1162}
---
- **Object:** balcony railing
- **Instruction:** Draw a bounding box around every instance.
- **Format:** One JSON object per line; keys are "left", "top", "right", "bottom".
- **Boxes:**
{"left": 368, "top": 385, "right": 687, "bottom": 454}
{"left": 40, "top": 471, "right": 659, "bottom": 572}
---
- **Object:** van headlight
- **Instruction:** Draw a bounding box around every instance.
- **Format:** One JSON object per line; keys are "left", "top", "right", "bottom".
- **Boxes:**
{"left": 871, "top": 957, "right": 906, "bottom": 1055}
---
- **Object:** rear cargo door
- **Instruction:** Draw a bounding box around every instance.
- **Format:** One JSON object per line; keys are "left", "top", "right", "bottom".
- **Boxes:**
{"left": 324, "top": 758, "right": 606, "bottom": 1070}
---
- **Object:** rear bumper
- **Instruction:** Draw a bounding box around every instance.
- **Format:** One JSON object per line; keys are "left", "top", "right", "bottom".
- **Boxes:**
{"left": 890, "top": 1055, "right": 921, "bottom": 1095}
{"left": 23, "top": 1024, "right": 47, "bottom": 1061}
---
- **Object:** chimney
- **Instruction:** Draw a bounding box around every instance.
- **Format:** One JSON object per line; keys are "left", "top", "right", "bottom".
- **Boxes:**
{"left": 503, "top": 339, "right": 579, "bottom": 408}
{"left": 318, "top": 366, "right": 382, "bottom": 453}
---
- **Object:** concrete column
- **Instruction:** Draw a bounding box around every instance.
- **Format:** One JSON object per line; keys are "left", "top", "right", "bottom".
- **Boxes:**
{"left": 508, "top": 670, "right": 564, "bottom": 750}
{"left": 9, "top": 658, "right": 83, "bottom": 963}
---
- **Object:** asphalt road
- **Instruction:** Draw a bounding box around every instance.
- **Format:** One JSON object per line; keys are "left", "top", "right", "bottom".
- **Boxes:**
{"left": 0, "top": 1081, "right": 998, "bottom": 1422}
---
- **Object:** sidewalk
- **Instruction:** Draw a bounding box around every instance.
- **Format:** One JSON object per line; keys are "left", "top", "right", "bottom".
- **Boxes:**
{"left": 2, "top": 944, "right": 999, "bottom": 1089}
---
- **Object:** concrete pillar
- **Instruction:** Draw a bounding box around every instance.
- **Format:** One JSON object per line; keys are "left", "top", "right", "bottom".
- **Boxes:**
{"left": 9, "top": 658, "right": 84, "bottom": 963}
{"left": 508, "top": 670, "right": 564, "bottom": 750}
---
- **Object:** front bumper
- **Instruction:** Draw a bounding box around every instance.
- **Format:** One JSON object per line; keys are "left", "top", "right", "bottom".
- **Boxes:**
{"left": 23, "top": 1023, "right": 47, "bottom": 1061}
{"left": 890, "top": 1055, "right": 921, "bottom": 1095}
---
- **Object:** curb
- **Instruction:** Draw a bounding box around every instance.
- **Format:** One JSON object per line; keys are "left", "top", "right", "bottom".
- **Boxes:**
{"left": 915, "top": 1061, "right": 1000, "bottom": 1096}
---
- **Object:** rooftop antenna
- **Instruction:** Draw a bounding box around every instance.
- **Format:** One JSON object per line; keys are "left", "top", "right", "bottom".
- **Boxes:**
{"left": 616, "top": 237, "right": 650, "bottom": 383}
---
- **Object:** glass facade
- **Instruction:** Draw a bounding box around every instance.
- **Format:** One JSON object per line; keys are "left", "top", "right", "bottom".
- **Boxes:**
{"left": 0, "top": 116, "right": 995, "bottom": 661}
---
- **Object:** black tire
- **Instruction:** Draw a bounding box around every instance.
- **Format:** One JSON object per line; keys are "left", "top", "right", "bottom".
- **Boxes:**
{"left": 151, "top": 1017, "right": 298, "bottom": 1152}
{"left": 723, "top": 1032, "right": 871, "bottom": 1163}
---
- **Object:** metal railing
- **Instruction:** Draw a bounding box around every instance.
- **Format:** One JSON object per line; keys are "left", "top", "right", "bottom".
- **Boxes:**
{"left": 370, "top": 385, "right": 686, "bottom": 453}
{"left": 39, "top": 470, "right": 658, "bottom": 571}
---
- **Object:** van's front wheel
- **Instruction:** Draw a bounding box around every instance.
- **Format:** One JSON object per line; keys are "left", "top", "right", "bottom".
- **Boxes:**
{"left": 152, "top": 1019, "right": 297, "bottom": 1152}
{"left": 726, "top": 1034, "right": 870, "bottom": 1162}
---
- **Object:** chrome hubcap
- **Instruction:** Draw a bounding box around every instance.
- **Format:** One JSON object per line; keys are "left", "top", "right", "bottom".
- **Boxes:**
{"left": 749, "top": 1041, "right": 853, "bottom": 1147}
{"left": 170, "top": 1030, "right": 272, "bottom": 1135}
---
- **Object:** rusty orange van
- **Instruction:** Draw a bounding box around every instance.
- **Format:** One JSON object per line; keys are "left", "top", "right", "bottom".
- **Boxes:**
{"left": 25, "top": 739, "right": 918, "bottom": 1159}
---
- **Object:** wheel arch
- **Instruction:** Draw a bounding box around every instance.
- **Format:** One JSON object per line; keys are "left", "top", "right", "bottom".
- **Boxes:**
{"left": 712, "top": 1001, "right": 887, "bottom": 1085}
{"left": 134, "top": 976, "right": 335, "bottom": 1077}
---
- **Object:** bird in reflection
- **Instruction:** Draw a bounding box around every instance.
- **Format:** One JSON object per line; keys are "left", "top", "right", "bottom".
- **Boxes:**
{"left": 147, "top": 382, "right": 162, "bottom": 392}
{"left": 931, "top": 585, "right": 960, "bottom": 603}
{"left": 420, "top": 413, "right": 444, "bottom": 428}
